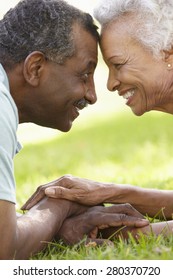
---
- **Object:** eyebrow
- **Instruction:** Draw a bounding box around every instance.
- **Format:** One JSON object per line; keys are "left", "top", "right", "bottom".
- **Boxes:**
{"left": 108, "top": 54, "right": 122, "bottom": 61}
{"left": 85, "top": 60, "right": 97, "bottom": 70}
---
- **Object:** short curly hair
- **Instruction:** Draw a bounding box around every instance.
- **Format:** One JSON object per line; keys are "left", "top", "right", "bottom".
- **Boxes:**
{"left": 0, "top": 0, "right": 99, "bottom": 68}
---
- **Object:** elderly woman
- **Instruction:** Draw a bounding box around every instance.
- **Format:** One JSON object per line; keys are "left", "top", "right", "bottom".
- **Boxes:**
{"left": 22, "top": 0, "right": 173, "bottom": 241}
{"left": 94, "top": 0, "right": 173, "bottom": 116}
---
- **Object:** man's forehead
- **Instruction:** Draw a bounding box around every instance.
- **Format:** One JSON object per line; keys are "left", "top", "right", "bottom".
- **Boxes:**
{"left": 74, "top": 31, "right": 98, "bottom": 58}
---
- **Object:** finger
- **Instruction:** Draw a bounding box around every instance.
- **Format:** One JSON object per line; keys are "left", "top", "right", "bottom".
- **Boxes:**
{"left": 45, "top": 186, "right": 88, "bottom": 203}
{"left": 102, "top": 204, "right": 144, "bottom": 219}
{"left": 21, "top": 188, "right": 45, "bottom": 210}
{"left": 96, "top": 213, "right": 149, "bottom": 229}
{"left": 45, "top": 186, "right": 63, "bottom": 197}
{"left": 89, "top": 227, "right": 98, "bottom": 239}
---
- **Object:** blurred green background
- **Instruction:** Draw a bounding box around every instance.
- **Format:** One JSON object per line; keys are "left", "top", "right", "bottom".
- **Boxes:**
{"left": 1, "top": 0, "right": 173, "bottom": 260}
{"left": 1, "top": 0, "right": 173, "bottom": 214}
{"left": 15, "top": 108, "right": 173, "bottom": 210}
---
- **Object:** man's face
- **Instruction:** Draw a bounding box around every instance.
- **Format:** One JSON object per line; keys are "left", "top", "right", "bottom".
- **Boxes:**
{"left": 30, "top": 24, "right": 98, "bottom": 132}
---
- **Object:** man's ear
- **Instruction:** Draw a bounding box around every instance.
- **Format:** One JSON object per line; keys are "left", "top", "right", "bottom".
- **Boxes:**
{"left": 23, "top": 51, "right": 46, "bottom": 86}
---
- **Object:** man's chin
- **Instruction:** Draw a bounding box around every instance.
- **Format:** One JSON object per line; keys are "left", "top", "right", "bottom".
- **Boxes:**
{"left": 58, "top": 122, "right": 73, "bottom": 132}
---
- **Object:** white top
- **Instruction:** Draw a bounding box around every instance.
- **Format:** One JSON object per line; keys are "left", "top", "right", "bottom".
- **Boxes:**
{"left": 0, "top": 64, "right": 21, "bottom": 203}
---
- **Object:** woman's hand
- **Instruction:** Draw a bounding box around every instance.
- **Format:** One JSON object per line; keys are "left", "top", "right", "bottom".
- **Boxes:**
{"left": 21, "top": 175, "right": 116, "bottom": 210}
{"left": 56, "top": 204, "right": 149, "bottom": 245}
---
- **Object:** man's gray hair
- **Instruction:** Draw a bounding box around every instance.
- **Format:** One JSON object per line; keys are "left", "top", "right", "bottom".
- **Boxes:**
{"left": 94, "top": 0, "right": 173, "bottom": 57}
{"left": 0, "top": 0, "right": 98, "bottom": 68}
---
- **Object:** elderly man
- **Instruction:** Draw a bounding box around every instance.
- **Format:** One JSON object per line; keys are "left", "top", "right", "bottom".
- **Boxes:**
{"left": 0, "top": 0, "right": 149, "bottom": 259}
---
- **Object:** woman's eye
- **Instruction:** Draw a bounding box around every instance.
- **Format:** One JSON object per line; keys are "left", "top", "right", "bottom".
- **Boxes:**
{"left": 114, "top": 64, "right": 121, "bottom": 69}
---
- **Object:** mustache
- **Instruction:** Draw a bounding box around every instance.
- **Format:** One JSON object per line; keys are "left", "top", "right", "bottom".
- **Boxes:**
{"left": 75, "top": 98, "right": 89, "bottom": 110}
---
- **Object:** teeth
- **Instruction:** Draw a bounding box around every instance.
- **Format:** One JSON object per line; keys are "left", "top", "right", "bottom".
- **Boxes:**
{"left": 75, "top": 107, "right": 80, "bottom": 112}
{"left": 123, "top": 90, "right": 135, "bottom": 99}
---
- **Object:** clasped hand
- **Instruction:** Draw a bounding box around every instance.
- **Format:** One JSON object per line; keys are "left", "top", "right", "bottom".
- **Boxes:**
{"left": 57, "top": 204, "right": 149, "bottom": 245}
{"left": 21, "top": 175, "right": 149, "bottom": 245}
{"left": 22, "top": 174, "right": 116, "bottom": 210}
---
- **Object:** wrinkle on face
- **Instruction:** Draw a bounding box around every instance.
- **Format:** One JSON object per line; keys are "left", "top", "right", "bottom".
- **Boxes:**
{"left": 100, "top": 19, "right": 173, "bottom": 115}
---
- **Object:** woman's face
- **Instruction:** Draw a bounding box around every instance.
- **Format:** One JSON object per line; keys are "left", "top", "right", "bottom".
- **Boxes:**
{"left": 100, "top": 21, "right": 173, "bottom": 116}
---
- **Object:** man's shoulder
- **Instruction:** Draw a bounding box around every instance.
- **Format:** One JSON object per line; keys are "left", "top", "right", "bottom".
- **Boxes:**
{"left": 0, "top": 64, "right": 10, "bottom": 94}
{"left": 0, "top": 64, "right": 19, "bottom": 129}
{"left": 0, "top": 64, "right": 21, "bottom": 156}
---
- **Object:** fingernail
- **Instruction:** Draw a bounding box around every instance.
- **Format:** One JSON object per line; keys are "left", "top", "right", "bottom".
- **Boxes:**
{"left": 45, "top": 188, "right": 55, "bottom": 196}
{"left": 141, "top": 219, "right": 149, "bottom": 224}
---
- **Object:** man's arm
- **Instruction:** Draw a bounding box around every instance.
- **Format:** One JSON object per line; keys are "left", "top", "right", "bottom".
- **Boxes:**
{"left": 0, "top": 197, "right": 149, "bottom": 259}
{"left": 0, "top": 198, "right": 82, "bottom": 259}
{"left": 21, "top": 175, "right": 173, "bottom": 219}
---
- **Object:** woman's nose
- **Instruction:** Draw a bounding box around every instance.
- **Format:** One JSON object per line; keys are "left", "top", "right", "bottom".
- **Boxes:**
{"left": 107, "top": 71, "right": 120, "bottom": 92}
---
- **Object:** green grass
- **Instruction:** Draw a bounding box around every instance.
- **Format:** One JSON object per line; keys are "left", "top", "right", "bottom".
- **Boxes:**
{"left": 14, "top": 111, "right": 173, "bottom": 259}
{"left": 31, "top": 235, "right": 173, "bottom": 260}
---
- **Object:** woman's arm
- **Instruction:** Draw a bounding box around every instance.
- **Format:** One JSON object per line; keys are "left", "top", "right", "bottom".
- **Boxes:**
{"left": 103, "top": 184, "right": 173, "bottom": 219}
{"left": 99, "top": 220, "right": 173, "bottom": 241}
{"left": 21, "top": 175, "right": 173, "bottom": 219}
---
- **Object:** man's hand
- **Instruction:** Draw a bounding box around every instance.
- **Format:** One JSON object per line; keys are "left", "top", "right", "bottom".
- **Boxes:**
{"left": 57, "top": 204, "right": 149, "bottom": 245}
{"left": 21, "top": 175, "right": 115, "bottom": 210}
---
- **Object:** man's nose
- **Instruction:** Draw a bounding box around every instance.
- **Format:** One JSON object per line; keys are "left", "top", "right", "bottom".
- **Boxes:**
{"left": 85, "top": 83, "right": 97, "bottom": 105}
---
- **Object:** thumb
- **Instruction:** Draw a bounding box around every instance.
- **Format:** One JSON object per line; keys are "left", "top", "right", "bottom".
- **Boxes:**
{"left": 45, "top": 186, "right": 63, "bottom": 197}
{"left": 45, "top": 186, "right": 83, "bottom": 202}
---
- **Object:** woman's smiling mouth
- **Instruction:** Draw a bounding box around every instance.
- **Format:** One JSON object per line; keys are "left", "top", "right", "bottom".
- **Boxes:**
{"left": 118, "top": 89, "right": 135, "bottom": 105}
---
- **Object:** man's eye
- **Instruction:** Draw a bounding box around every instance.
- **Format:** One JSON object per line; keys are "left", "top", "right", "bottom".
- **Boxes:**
{"left": 83, "top": 73, "right": 89, "bottom": 79}
{"left": 79, "top": 72, "right": 92, "bottom": 82}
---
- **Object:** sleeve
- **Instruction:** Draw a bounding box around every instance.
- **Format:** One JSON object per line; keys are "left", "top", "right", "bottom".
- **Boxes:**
{"left": 0, "top": 147, "right": 16, "bottom": 203}
{"left": 0, "top": 88, "right": 18, "bottom": 204}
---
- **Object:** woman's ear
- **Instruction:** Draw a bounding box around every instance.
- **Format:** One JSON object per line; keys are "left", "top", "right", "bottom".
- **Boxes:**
{"left": 23, "top": 51, "right": 46, "bottom": 86}
{"left": 163, "top": 47, "right": 173, "bottom": 70}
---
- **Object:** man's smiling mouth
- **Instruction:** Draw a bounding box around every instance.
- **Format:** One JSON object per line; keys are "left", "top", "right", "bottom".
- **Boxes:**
{"left": 74, "top": 98, "right": 89, "bottom": 111}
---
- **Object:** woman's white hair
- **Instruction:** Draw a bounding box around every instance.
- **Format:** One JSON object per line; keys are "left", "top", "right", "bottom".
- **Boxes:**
{"left": 93, "top": 0, "right": 173, "bottom": 57}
